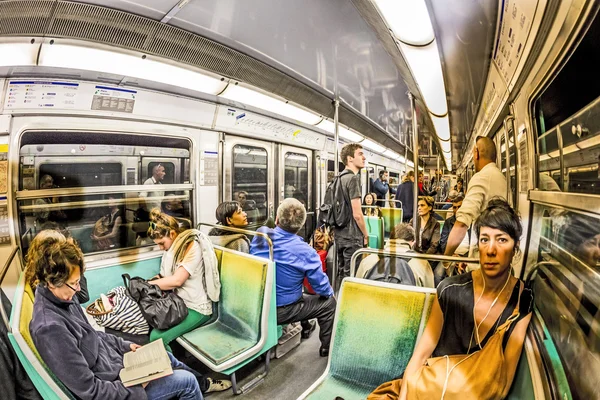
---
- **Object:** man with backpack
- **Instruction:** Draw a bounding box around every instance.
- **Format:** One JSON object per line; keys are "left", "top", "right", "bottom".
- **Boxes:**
{"left": 330, "top": 143, "right": 369, "bottom": 286}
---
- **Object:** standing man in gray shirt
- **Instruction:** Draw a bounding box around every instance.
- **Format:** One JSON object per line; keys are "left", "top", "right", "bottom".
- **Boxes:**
{"left": 336, "top": 143, "right": 369, "bottom": 285}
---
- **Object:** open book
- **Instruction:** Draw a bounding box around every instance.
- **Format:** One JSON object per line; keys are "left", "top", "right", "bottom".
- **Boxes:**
{"left": 119, "top": 338, "right": 173, "bottom": 387}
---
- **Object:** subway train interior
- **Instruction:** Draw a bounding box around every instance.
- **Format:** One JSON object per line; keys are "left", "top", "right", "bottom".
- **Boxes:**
{"left": 0, "top": 0, "right": 598, "bottom": 399}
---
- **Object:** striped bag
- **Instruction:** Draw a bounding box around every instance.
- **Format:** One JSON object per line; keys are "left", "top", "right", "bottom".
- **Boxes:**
{"left": 86, "top": 286, "right": 149, "bottom": 335}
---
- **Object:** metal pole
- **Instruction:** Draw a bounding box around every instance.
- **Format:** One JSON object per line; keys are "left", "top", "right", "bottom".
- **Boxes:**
{"left": 404, "top": 144, "right": 408, "bottom": 175}
{"left": 503, "top": 115, "right": 515, "bottom": 205}
{"left": 436, "top": 154, "right": 440, "bottom": 201}
{"left": 332, "top": 98, "right": 340, "bottom": 293}
{"left": 409, "top": 93, "right": 420, "bottom": 237}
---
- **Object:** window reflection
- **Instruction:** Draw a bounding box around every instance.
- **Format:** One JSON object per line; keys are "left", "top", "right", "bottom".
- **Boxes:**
{"left": 232, "top": 145, "right": 268, "bottom": 225}
{"left": 284, "top": 152, "right": 308, "bottom": 208}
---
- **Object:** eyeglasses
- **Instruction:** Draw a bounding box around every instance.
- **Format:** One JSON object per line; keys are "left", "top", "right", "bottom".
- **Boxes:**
{"left": 65, "top": 281, "right": 81, "bottom": 292}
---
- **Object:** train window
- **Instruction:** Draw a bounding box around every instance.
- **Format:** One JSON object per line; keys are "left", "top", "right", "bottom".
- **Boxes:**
{"left": 232, "top": 145, "right": 268, "bottom": 225}
{"left": 534, "top": 12, "right": 600, "bottom": 195}
{"left": 528, "top": 204, "right": 600, "bottom": 399}
{"left": 17, "top": 131, "right": 193, "bottom": 255}
{"left": 18, "top": 191, "right": 193, "bottom": 254}
{"left": 327, "top": 159, "right": 346, "bottom": 183}
{"left": 284, "top": 152, "right": 308, "bottom": 207}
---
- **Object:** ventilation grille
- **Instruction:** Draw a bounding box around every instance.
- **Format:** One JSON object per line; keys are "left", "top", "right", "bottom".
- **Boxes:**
{"left": 0, "top": 0, "right": 405, "bottom": 153}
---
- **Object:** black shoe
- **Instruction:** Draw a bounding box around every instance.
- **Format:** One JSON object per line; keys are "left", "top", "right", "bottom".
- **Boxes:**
{"left": 319, "top": 346, "right": 329, "bottom": 357}
{"left": 301, "top": 321, "right": 316, "bottom": 339}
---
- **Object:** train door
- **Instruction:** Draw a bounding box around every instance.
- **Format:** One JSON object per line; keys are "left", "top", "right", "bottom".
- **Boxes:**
{"left": 223, "top": 136, "right": 275, "bottom": 227}
{"left": 279, "top": 145, "right": 313, "bottom": 240}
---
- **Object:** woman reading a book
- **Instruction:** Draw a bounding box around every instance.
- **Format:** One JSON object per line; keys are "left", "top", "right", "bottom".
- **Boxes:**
{"left": 29, "top": 232, "right": 210, "bottom": 399}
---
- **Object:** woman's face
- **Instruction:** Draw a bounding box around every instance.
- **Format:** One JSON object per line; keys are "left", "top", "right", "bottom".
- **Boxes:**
{"left": 154, "top": 229, "right": 177, "bottom": 250}
{"left": 365, "top": 195, "right": 373, "bottom": 205}
{"left": 457, "top": 181, "right": 463, "bottom": 191}
{"left": 48, "top": 266, "right": 81, "bottom": 302}
{"left": 417, "top": 200, "right": 432, "bottom": 216}
{"left": 478, "top": 226, "right": 516, "bottom": 277}
{"left": 227, "top": 207, "right": 248, "bottom": 227}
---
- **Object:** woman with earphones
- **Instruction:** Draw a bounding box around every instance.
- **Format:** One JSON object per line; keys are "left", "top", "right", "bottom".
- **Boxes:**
{"left": 368, "top": 198, "right": 533, "bottom": 400}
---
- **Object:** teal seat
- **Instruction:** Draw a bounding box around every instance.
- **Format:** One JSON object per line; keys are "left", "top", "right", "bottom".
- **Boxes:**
{"left": 380, "top": 208, "right": 403, "bottom": 238}
{"left": 177, "top": 246, "right": 277, "bottom": 394}
{"left": 299, "top": 278, "right": 436, "bottom": 399}
{"left": 364, "top": 216, "right": 384, "bottom": 249}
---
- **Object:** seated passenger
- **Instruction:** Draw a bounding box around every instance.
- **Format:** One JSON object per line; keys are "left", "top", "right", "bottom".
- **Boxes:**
{"left": 356, "top": 223, "right": 434, "bottom": 288}
{"left": 368, "top": 199, "right": 533, "bottom": 399}
{"left": 208, "top": 201, "right": 250, "bottom": 252}
{"left": 91, "top": 195, "right": 123, "bottom": 252}
{"left": 29, "top": 234, "right": 208, "bottom": 399}
{"left": 34, "top": 174, "right": 67, "bottom": 228}
{"left": 363, "top": 193, "right": 381, "bottom": 217}
{"left": 441, "top": 189, "right": 459, "bottom": 210}
{"left": 250, "top": 198, "right": 336, "bottom": 357}
{"left": 439, "top": 195, "right": 470, "bottom": 255}
{"left": 147, "top": 211, "right": 219, "bottom": 342}
{"left": 409, "top": 196, "right": 440, "bottom": 254}
{"left": 25, "top": 229, "right": 90, "bottom": 304}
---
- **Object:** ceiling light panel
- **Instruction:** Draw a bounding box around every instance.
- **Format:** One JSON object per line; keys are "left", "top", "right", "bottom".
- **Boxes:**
{"left": 0, "top": 42, "right": 38, "bottom": 66}
{"left": 362, "top": 138, "right": 386, "bottom": 153}
{"left": 373, "top": 0, "right": 435, "bottom": 46}
{"left": 316, "top": 119, "right": 364, "bottom": 142}
{"left": 220, "top": 84, "right": 322, "bottom": 125}
{"left": 399, "top": 41, "right": 448, "bottom": 117}
{"left": 38, "top": 43, "right": 227, "bottom": 95}
{"left": 383, "top": 149, "right": 400, "bottom": 159}
{"left": 430, "top": 114, "right": 451, "bottom": 142}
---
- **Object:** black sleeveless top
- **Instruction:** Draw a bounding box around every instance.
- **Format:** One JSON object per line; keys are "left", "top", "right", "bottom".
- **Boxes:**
{"left": 432, "top": 272, "right": 533, "bottom": 357}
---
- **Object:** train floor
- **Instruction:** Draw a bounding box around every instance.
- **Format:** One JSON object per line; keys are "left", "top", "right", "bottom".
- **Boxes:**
{"left": 172, "top": 325, "right": 328, "bottom": 399}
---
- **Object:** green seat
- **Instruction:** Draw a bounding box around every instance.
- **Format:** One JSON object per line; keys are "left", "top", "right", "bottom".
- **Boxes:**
{"left": 380, "top": 208, "right": 403, "bottom": 238}
{"left": 9, "top": 271, "right": 74, "bottom": 399}
{"left": 364, "top": 216, "right": 384, "bottom": 249}
{"left": 299, "top": 278, "right": 436, "bottom": 399}
{"left": 177, "top": 247, "right": 277, "bottom": 374}
{"left": 439, "top": 220, "right": 445, "bottom": 234}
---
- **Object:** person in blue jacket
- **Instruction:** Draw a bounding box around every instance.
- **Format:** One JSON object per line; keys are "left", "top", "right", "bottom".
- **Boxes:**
{"left": 372, "top": 170, "right": 396, "bottom": 206}
{"left": 250, "top": 198, "right": 336, "bottom": 357}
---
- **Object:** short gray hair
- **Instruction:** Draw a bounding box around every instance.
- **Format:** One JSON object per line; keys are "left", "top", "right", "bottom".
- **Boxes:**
{"left": 391, "top": 223, "right": 415, "bottom": 242}
{"left": 277, "top": 198, "right": 306, "bottom": 234}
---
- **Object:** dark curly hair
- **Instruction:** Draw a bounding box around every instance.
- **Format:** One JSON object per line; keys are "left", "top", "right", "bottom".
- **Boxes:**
{"left": 474, "top": 198, "right": 522, "bottom": 245}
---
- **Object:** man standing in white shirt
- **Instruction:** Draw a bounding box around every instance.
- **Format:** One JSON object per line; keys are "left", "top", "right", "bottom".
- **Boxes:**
{"left": 140, "top": 164, "right": 166, "bottom": 210}
{"left": 443, "top": 136, "right": 507, "bottom": 258}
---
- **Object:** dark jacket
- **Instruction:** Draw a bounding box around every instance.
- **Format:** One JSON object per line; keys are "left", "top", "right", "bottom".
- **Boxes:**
{"left": 372, "top": 178, "right": 396, "bottom": 202}
{"left": 410, "top": 216, "right": 441, "bottom": 254}
{"left": 30, "top": 285, "right": 146, "bottom": 400}
{"left": 1, "top": 290, "right": 42, "bottom": 400}
{"left": 395, "top": 181, "right": 424, "bottom": 221}
{"left": 439, "top": 214, "right": 471, "bottom": 254}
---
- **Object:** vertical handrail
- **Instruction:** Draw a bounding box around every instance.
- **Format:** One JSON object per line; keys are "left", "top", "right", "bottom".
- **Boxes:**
{"left": 409, "top": 93, "right": 421, "bottom": 240}
{"left": 332, "top": 98, "right": 340, "bottom": 292}
{"left": 0, "top": 247, "right": 20, "bottom": 333}
{"left": 197, "top": 222, "right": 274, "bottom": 262}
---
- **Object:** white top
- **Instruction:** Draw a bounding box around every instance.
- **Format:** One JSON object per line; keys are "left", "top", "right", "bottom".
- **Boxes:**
{"left": 455, "top": 162, "right": 507, "bottom": 257}
{"left": 140, "top": 177, "right": 164, "bottom": 210}
{"left": 160, "top": 237, "right": 213, "bottom": 315}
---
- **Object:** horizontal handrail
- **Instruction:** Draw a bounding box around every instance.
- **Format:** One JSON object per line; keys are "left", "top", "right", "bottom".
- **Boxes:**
{"left": 375, "top": 199, "right": 402, "bottom": 208}
{"left": 350, "top": 248, "right": 478, "bottom": 277}
{"left": 0, "top": 247, "right": 21, "bottom": 333}
{"left": 197, "top": 222, "right": 274, "bottom": 262}
{"left": 16, "top": 183, "right": 194, "bottom": 200}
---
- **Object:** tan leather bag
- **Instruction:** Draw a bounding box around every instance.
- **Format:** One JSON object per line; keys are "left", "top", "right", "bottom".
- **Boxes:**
{"left": 405, "top": 301, "right": 521, "bottom": 400}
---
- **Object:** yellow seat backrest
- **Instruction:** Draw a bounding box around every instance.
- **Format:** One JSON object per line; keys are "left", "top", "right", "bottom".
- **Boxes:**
{"left": 19, "top": 283, "right": 41, "bottom": 360}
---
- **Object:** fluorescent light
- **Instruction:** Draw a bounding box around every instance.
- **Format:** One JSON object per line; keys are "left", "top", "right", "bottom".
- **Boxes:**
{"left": 400, "top": 41, "right": 448, "bottom": 116}
{"left": 362, "top": 138, "right": 386, "bottom": 153}
{"left": 0, "top": 42, "right": 38, "bottom": 66}
{"left": 430, "top": 114, "right": 451, "bottom": 142}
{"left": 373, "top": 0, "right": 435, "bottom": 46}
{"left": 439, "top": 140, "right": 451, "bottom": 153}
{"left": 316, "top": 119, "right": 364, "bottom": 142}
{"left": 38, "top": 42, "right": 228, "bottom": 95}
{"left": 383, "top": 149, "right": 400, "bottom": 159}
{"left": 220, "top": 84, "right": 322, "bottom": 124}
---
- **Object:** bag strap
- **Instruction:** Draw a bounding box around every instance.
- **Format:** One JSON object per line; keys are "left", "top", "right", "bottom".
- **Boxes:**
{"left": 496, "top": 281, "right": 523, "bottom": 332}
{"left": 122, "top": 274, "right": 131, "bottom": 296}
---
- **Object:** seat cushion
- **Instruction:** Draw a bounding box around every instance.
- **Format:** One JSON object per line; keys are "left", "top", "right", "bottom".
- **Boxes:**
{"left": 181, "top": 321, "right": 256, "bottom": 365}
{"left": 305, "top": 375, "right": 372, "bottom": 400}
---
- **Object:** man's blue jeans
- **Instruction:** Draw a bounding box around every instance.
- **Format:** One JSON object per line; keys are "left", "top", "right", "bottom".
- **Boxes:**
{"left": 145, "top": 353, "right": 203, "bottom": 400}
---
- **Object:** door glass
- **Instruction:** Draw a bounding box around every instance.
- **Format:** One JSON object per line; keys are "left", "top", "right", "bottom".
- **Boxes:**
{"left": 284, "top": 152, "right": 308, "bottom": 207}
{"left": 38, "top": 163, "right": 122, "bottom": 188}
{"left": 146, "top": 162, "right": 175, "bottom": 185}
{"left": 232, "top": 145, "right": 268, "bottom": 225}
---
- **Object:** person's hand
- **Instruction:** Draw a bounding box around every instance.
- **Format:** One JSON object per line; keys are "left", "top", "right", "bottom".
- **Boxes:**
{"left": 364, "top": 237, "right": 369, "bottom": 247}
{"left": 130, "top": 343, "right": 142, "bottom": 352}
{"left": 149, "top": 275, "right": 161, "bottom": 281}
{"left": 142, "top": 382, "right": 149, "bottom": 388}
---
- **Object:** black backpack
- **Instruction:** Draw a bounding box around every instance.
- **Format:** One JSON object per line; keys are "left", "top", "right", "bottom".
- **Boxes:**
{"left": 318, "top": 170, "right": 353, "bottom": 229}
{"left": 364, "top": 258, "right": 416, "bottom": 285}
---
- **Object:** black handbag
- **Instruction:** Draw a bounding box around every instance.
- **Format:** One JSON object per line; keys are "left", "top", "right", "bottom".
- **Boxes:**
{"left": 122, "top": 273, "right": 189, "bottom": 330}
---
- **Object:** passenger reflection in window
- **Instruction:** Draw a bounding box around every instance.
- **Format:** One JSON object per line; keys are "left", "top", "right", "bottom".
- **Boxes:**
{"left": 34, "top": 174, "right": 67, "bottom": 229}
{"left": 235, "top": 191, "right": 258, "bottom": 223}
{"left": 140, "top": 164, "right": 166, "bottom": 211}
{"left": 91, "top": 195, "right": 123, "bottom": 252}
{"left": 558, "top": 213, "right": 600, "bottom": 267}
{"left": 538, "top": 173, "right": 561, "bottom": 191}
{"left": 161, "top": 195, "right": 185, "bottom": 218}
